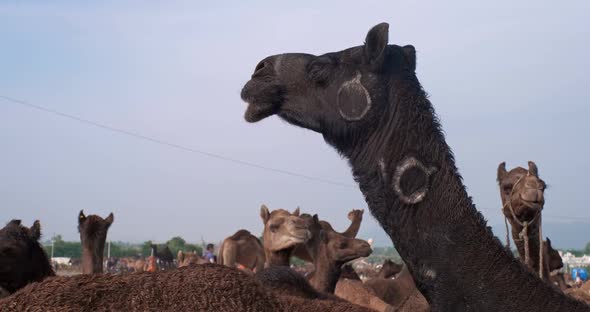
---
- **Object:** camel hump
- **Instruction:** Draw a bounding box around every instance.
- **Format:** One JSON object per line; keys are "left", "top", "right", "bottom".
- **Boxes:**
{"left": 229, "top": 229, "right": 253, "bottom": 240}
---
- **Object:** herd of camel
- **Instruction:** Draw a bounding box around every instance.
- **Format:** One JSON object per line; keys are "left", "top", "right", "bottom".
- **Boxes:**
{"left": 1, "top": 22, "right": 590, "bottom": 311}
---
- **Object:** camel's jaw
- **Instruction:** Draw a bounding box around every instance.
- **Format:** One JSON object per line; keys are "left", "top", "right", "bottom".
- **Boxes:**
{"left": 241, "top": 79, "right": 285, "bottom": 123}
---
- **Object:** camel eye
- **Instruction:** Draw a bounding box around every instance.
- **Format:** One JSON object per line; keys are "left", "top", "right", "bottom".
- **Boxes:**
{"left": 339, "top": 242, "right": 348, "bottom": 249}
{"left": 503, "top": 185, "right": 512, "bottom": 194}
{"left": 269, "top": 224, "right": 279, "bottom": 232}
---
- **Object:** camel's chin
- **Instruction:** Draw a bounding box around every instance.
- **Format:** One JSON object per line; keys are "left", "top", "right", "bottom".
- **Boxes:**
{"left": 244, "top": 103, "right": 278, "bottom": 123}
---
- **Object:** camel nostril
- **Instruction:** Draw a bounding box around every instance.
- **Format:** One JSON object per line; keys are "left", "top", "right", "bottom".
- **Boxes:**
{"left": 253, "top": 61, "right": 269, "bottom": 77}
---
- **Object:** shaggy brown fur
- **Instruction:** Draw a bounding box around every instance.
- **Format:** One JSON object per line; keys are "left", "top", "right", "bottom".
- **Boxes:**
{"left": 0, "top": 264, "right": 282, "bottom": 312}
{"left": 0, "top": 220, "right": 54, "bottom": 297}
{"left": 241, "top": 22, "right": 590, "bottom": 311}
{"left": 78, "top": 210, "right": 113, "bottom": 274}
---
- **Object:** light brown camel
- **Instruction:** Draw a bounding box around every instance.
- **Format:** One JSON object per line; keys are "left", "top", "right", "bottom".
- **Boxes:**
{"left": 241, "top": 22, "right": 589, "bottom": 310}
{"left": 293, "top": 209, "right": 364, "bottom": 262}
{"left": 177, "top": 250, "right": 206, "bottom": 267}
{"left": 78, "top": 210, "right": 114, "bottom": 274}
{"left": 260, "top": 204, "right": 311, "bottom": 266}
{"left": 497, "top": 162, "right": 548, "bottom": 278}
{"left": 0, "top": 220, "right": 54, "bottom": 298}
{"left": 218, "top": 229, "right": 265, "bottom": 273}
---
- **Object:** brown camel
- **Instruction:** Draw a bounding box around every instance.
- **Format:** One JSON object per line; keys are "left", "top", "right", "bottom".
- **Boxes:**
{"left": 298, "top": 214, "right": 393, "bottom": 311}
{"left": 78, "top": 210, "right": 114, "bottom": 274}
{"left": 0, "top": 220, "right": 54, "bottom": 298}
{"left": 377, "top": 259, "right": 404, "bottom": 279}
{"left": 241, "top": 22, "right": 589, "bottom": 310}
{"left": 293, "top": 209, "right": 364, "bottom": 262}
{"left": 544, "top": 238, "right": 569, "bottom": 291}
{"left": 260, "top": 204, "right": 311, "bottom": 266}
{"left": 177, "top": 250, "right": 206, "bottom": 267}
{"left": 497, "top": 162, "right": 548, "bottom": 277}
{"left": 218, "top": 229, "right": 265, "bottom": 273}
{"left": 303, "top": 214, "right": 372, "bottom": 293}
{"left": 365, "top": 265, "right": 430, "bottom": 311}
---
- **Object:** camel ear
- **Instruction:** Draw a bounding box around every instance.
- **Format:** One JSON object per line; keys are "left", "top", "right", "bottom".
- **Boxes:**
{"left": 105, "top": 213, "right": 114, "bottom": 226}
{"left": 402, "top": 45, "right": 416, "bottom": 71}
{"left": 497, "top": 162, "right": 507, "bottom": 182}
{"left": 546, "top": 237, "right": 552, "bottom": 248}
{"left": 29, "top": 220, "right": 41, "bottom": 241}
{"left": 260, "top": 205, "right": 270, "bottom": 224}
{"left": 293, "top": 207, "right": 300, "bottom": 216}
{"left": 78, "top": 210, "right": 86, "bottom": 224}
{"left": 312, "top": 214, "right": 320, "bottom": 225}
{"left": 528, "top": 161, "right": 539, "bottom": 177}
{"left": 7, "top": 219, "right": 21, "bottom": 227}
{"left": 364, "top": 23, "right": 389, "bottom": 65}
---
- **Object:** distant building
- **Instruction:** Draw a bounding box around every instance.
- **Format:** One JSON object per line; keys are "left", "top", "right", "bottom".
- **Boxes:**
{"left": 560, "top": 251, "right": 590, "bottom": 269}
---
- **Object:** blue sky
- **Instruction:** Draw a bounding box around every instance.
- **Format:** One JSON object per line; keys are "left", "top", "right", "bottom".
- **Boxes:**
{"left": 0, "top": 1, "right": 588, "bottom": 248}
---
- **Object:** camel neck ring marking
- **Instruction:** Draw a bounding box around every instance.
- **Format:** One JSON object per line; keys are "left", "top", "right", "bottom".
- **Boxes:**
{"left": 392, "top": 156, "right": 437, "bottom": 205}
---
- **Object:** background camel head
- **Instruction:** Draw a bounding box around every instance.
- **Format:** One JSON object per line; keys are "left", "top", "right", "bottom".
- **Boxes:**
{"left": 0, "top": 220, "right": 53, "bottom": 296}
{"left": 260, "top": 204, "right": 310, "bottom": 252}
{"left": 497, "top": 161, "right": 546, "bottom": 221}
{"left": 177, "top": 250, "right": 205, "bottom": 268}
{"left": 306, "top": 214, "right": 372, "bottom": 265}
{"left": 544, "top": 238, "right": 563, "bottom": 272}
{"left": 241, "top": 23, "right": 417, "bottom": 148}
{"left": 347, "top": 209, "right": 364, "bottom": 222}
{"left": 378, "top": 259, "right": 404, "bottom": 278}
{"left": 78, "top": 210, "right": 114, "bottom": 248}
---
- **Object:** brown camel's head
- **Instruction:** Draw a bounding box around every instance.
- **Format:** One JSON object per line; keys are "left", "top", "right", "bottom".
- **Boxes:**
{"left": 378, "top": 259, "right": 404, "bottom": 278}
{"left": 78, "top": 210, "right": 114, "bottom": 248}
{"left": 497, "top": 161, "right": 546, "bottom": 222}
{"left": 347, "top": 209, "right": 364, "bottom": 222}
{"left": 544, "top": 238, "right": 563, "bottom": 271}
{"left": 260, "top": 205, "right": 310, "bottom": 252}
{"left": 306, "top": 214, "right": 372, "bottom": 265}
{"left": 0, "top": 220, "right": 54, "bottom": 296}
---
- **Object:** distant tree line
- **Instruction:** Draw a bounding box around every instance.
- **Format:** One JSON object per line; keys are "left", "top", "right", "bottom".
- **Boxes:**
{"left": 43, "top": 235, "right": 203, "bottom": 258}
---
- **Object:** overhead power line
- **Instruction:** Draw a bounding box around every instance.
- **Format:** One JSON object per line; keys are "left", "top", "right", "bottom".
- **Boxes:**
{"left": 0, "top": 95, "right": 355, "bottom": 188}
{"left": 2, "top": 95, "right": 588, "bottom": 221}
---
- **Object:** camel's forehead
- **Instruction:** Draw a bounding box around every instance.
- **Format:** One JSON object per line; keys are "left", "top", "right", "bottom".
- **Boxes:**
{"left": 268, "top": 209, "right": 292, "bottom": 219}
{"left": 501, "top": 167, "right": 527, "bottom": 183}
{"left": 81, "top": 215, "right": 109, "bottom": 227}
{"left": 0, "top": 225, "right": 28, "bottom": 242}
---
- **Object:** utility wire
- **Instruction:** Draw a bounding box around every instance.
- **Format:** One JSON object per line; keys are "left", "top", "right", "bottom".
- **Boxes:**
{"left": 2, "top": 95, "right": 588, "bottom": 221}
{"left": 0, "top": 95, "right": 355, "bottom": 188}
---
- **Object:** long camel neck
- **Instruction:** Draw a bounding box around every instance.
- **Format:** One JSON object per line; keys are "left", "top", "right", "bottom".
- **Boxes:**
{"left": 265, "top": 248, "right": 293, "bottom": 267}
{"left": 81, "top": 241, "right": 105, "bottom": 274}
{"left": 342, "top": 83, "right": 588, "bottom": 311}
